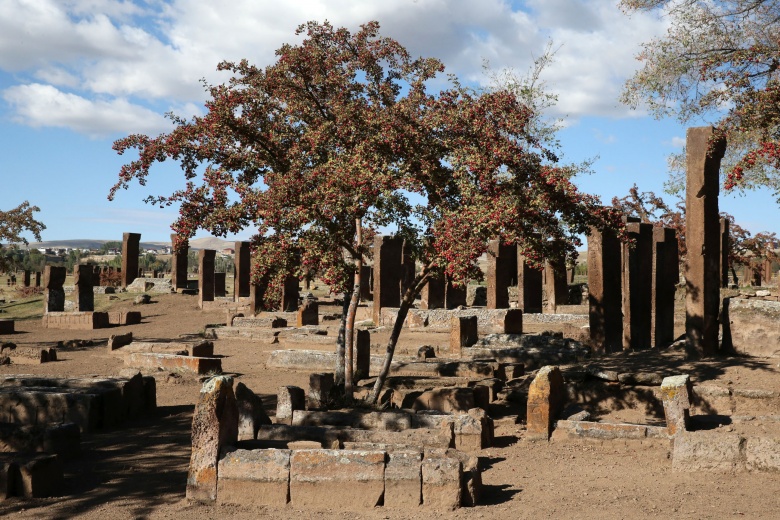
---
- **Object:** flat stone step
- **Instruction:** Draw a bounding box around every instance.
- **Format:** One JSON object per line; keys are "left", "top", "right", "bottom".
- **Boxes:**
{"left": 124, "top": 352, "right": 222, "bottom": 375}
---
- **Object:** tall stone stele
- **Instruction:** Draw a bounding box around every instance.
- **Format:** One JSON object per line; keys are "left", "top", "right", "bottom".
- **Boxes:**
{"left": 121, "top": 232, "right": 141, "bottom": 289}
{"left": 74, "top": 264, "right": 94, "bottom": 312}
{"left": 588, "top": 225, "right": 622, "bottom": 353}
{"left": 685, "top": 126, "right": 726, "bottom": 357}
{"left": 234, "top": 241, "right": 251, "bottom": 299}
{"left": 170, "top": 234, "right": 189, "bottom": 290}
{"left": 198, "top": 249, "right": 216, "bottom": 308}
{"left": 372, "top": 235, "right": 403, "bottom": 325}
{"left": 43, "top": 265, "right": 67, "bottom": 313}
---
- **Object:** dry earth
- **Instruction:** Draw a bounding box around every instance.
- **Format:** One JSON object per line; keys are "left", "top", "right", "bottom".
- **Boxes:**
{"left": 1, "top": 292, "right": 779, "bottom": 519}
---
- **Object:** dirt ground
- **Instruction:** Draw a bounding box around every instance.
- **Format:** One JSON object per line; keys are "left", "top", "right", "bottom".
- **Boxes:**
{"left": 1, "top": 292, "right": 780, "bottom": 519}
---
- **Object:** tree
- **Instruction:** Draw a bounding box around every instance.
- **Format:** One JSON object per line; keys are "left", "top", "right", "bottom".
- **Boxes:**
{"left": 724, "top": 216, "right": 779, "bottom": 285}
{"left": 611, "top": 184, "right": 687, "bottom": 258}
{"left": 111, "top": 21, "right": 624, "bottom": 403}
{"left": 0, "top": 201, "right": 45, "bottom": 273}
{"left": 621, "top": 0, "right": 780, "bottom": 199}
{"left": 612, "top": 184, "right": 777, "bottom": 285}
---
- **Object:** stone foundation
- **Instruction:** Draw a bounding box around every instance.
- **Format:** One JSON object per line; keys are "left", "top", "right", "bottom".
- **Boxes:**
{"left": 41, "top": 312, "right": 110, "bottom": 330}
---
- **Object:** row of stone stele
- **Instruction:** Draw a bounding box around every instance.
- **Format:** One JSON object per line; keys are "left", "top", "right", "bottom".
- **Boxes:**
{"left": 186, "top": 376, "right": 483, "bottom": 510}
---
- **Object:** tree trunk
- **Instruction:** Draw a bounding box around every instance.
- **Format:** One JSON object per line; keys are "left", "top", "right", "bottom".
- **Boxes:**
{"left": 344, "top": 218, "right": 363, "bottom": 397}
{"left": 730, "top": 266, "right": 739, "bottom": 287}
{"left": 368, "top": 265, "right": 433, "bottom": 404}
{"left": 334, "top": 294, "right": 350, "bottom": 386}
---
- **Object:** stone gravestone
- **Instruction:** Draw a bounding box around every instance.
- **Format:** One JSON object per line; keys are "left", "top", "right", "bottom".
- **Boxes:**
{"left": 652, "top": 227, "right": 678, "bottom": 348}
{"left": 282, "top": 275, "right": 299, "bottom": 312}
{"left": 517, "top": 251, "right": 543, "bottom": 314}
{"left": 486, "top": 240, "right": 514, "bottom": 309}
{"left": 685, "top": 127, "right": 726, "bottom": 357}
{"left": 588, "top": 226, "right": 623, "bottom": 353}
{"left": 35, "top": 271, "right": 41, "bottom": 287}
{"left": 198, "top": 249, "right": 216, "bottom": 308}
{"left": 171, "top": 234, "right": 189, "bottom": 290}
{"left": 121, "top": 232, "right": 141, "bottom": 289}
{"left": 74, "top": 265, "right": 94, "bottom": 312}
{"left": 622, "top": 218, "right": 653, "bottom": 350}
{"left": 544, "top": 258, "right": 569, "bottom": 312}
{"left": 420, "top": 275, "right": 445, "bottom": 310}
{"left": 214, "top": 272, "right": 226, "bottom": 298}
{"left": 444, "top": 275, "right": 467, "bottom": 309}
{"left": 372, "top": 235, "right": 403, "bottom": 324}
{"left": 23, "top": 270, "right": 30, "bottom": 287}
{"left": 234, "top": 241, "right": 251, "bottom": 299}
{"left": 43, "top": 266, "right": 67, "bottom": 313}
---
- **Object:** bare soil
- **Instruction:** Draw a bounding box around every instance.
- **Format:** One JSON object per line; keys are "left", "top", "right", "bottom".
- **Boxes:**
{"left": 1, "top": 292, "right": 779, "bottom": 519}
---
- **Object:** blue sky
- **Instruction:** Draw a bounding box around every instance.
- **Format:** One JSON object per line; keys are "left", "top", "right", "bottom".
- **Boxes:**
{"left": 0, "top": 0, "right": 777, "bottom": 243}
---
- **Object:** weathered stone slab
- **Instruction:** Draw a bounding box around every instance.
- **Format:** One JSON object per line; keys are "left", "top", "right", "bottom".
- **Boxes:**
{"left": 297, "top": 300, "right": 318, "bottom": 326}
{"left": 266, "top": 350, "right": 499, "bottom": 379}
{"left": 307, "top": 373, "right": 333, "bottom": 410}
{"left": 217, "top": 448, "right": 290, "bottom": 506}
{"left": 235, "top": 382, "right": 271, "bottom": 441}
{"left": 672, "top": 431, "right": 745, "bottom": 471}
{"left": 291, "top": 410, "right": 412, "bottom": 431}
{"left": 526, "top": 365, "right": 564, "bottom": 441}
{"left": 385, "top": 450, "right": 422, "bottom": 508}
{"left": 746, "top": 436, "right": 780, "bottom": 472}
{"left": 113, "top": 341, "right": 214, "bottom": 357}
{"left": 422, "top": 454, "right": 461, "bottom": 510}
{"left": 685, "top": 126, "right": 726, "bottom": 356}
{"left": 450, "top": 316, "right": 477, "bottom": 358}
{"left": 553, "top": 420, "right": 654, "bottom": 440}
{"left": 107, "top": 332, "right": 133, "bottom": 351}
{"left": 289, "top": 449, "right": 385, "bottom": 509}
{"left": 42, "top": 311, "right": 110, "bottom": 330}
{"left": 661, "top": 375, "right": 692, "bottom": 436}
{"left": 275, "top": 386, "right": 305, "bottom": 425}
{"left": 124, "top": 352, "right": 222, "bottom": 375}
{"left": 107, "top": 310, "right": 142, "bottom": 326}
{"left": 588, "top": 226, "right": 622, "bottom": 352}
{"left": 186, "top": 376, "right": 238, "bottom": 502}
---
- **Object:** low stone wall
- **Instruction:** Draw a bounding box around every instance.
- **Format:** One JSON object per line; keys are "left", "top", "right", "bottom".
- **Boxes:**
{"left": 41, "top": 312, "right": 110, "bottom": 330}
{"left": 672, "top": 431, "right": 780, "bottom": 472}
{"left": 266, "top": 349, "right": 501, "bottom": 379}
{"left": 124, "top": 352, "right": 222, "bottom": 375}
{"left": 0, "top": 374, "right": 156, "bottom": 432}
{"left": 217, "top": 447, "right": 475, "bottom": 510}
{"left": 126, "top": 277, "right": 174, "bottom": 293}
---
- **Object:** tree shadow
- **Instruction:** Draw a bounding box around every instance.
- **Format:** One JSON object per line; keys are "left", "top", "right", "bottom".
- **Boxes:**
{"left": 0, "top": 404, "right": 194, "bottom": 518}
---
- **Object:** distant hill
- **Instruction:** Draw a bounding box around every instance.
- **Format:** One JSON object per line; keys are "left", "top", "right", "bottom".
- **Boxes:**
{"left": 25, "top": 237, "right": 236, "bottom": 251}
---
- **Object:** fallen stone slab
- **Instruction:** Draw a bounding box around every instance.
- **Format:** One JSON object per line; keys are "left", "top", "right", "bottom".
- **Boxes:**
{"left": 466, "top": 336, "right": 589, "bottom": 369}
{"left": 107, "top": 311, "right": 142, "bottom": 326}
{"left": 289, "top": 449, "right": 385, "bottom": 509}
{"left": 553, "top": 420, "right": 669, "bottom": 441}
{"left": 422, "top": 453, "right": 461, "bottom": 510}
{"left": 217, "top": 448, "right": 290, "bottom": 507}
{"left": 291, "top": 410, "right": 413, "bottom": 431}
{"left": 0, "top": 345, "right": 56, "bottom": 364}
{"left": 107, "top": 332, "right": 133, "bottom": 350}
{"left": 112, "top": 340, "right": 214, "bottom": 357}
{"left": 124, "top": 352, "right": 222, "bottom": 375}
{"left": 232, "top": 314, "right": 298, "bottom": 328}
{"left": 385, "top": 450, "right": 422, "bottom": 508}
{"left": 266, "top": 349, "right": 500, "bottom": 379}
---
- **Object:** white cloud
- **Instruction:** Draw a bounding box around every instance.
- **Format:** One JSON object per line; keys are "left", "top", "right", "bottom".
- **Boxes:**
{"left": 0, "top": 0, "right": 670, "bottom": 135}
{"left": 669, "top": 136, "right": 686, "bottom": 148}
{"left": 3, "top": 83, "right": 171, "bottom": 137}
